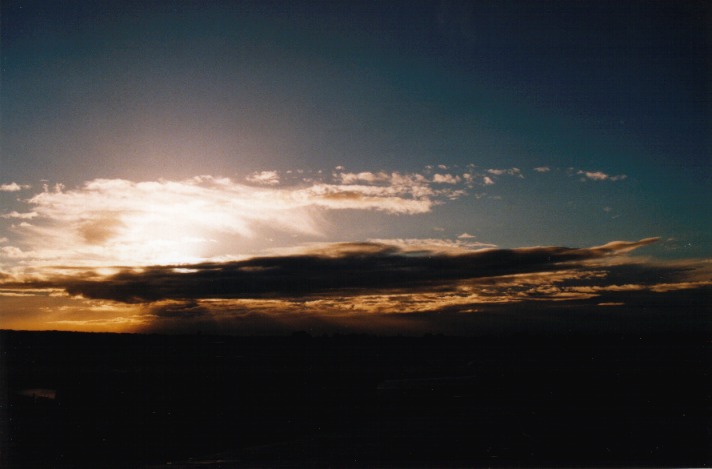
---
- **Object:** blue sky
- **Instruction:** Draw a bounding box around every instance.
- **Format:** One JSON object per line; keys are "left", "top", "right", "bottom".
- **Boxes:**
{"left": 1, "top": 1, "right": 710, "bottom": 333}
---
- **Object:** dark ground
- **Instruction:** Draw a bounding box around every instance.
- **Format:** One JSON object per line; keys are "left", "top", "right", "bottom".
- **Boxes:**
{"left": 1, "top": 329, "right": 710, "bottom": 467}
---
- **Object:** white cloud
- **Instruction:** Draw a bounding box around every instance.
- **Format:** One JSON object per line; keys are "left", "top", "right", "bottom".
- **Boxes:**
{"left": 487, "top": 168, "right": 522, "bottom": 177}
{"left": 246, "top": 170, "right": 280, "bottom": 185}
{"left": 337, "top": 171, "right": 389, "bottom": 184}
{"left": 1, "top": 211, "right": 38, "bottom": 219}
{"left": 0, "top": 182, "right": 30, "bottom": 192}
{"left": 577, "top": 170, "right": 627, "bottom": 182}
{"left": 457, "top": 233, "right": 475, "bottom": 239}
{"left": 533, "top": 166, "right": 550, "bottom": 173}
{"left": 0, "top": 172, "right": 471, "bottom": 269}
{"left": 483, "top": 176, "right": 495, "bottom": 186}
{"left": 432, "top": 173, "right": 460, "bottom": 184}
{"left": 1, "top": 245, "right": 28, "bottom": 259}
{"left": 578, "top": 170, "right": 608, "bottom": 181}
{"left": 293, "top": 183, "right": 433, "bottom": 214}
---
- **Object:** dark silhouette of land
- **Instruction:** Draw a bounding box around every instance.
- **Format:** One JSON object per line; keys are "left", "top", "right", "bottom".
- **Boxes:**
{"left": 1, "top": 328, "right": 710, "bottom": 467}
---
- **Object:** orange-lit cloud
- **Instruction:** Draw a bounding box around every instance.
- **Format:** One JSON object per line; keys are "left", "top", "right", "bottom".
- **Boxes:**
{"left": 1, "top": 237, "right": 710, "bottom": 335}
{"left": 0, "top": 236, "right": 677, "bottom": 305}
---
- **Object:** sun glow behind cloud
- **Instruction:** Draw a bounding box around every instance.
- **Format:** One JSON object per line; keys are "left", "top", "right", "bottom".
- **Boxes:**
{"left": 3, "top": 167, "right": 534, "bottom": 273}
{"left": 1, "top": 167, "right": 710, "bottom": 335}
{"left": 2, "top": 173, "right": 450, "bottom": 271}
{"left": 1, "top": 236, "right": 709, "bottom": 335}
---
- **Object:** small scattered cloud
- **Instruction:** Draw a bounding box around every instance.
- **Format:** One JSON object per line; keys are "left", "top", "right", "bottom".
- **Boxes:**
{"left": 457, "top": 233, "right": 476, "bottom": 239}
{"left": 533, "top": 166, "right": 550, "bottom": 173}
{"left": 432, "top": 173, "right": 460, "bottom": 184}
{"left": 246, "top": 170, "right": 280, "bottom": 185}
{"left": 337, "top": 171, "right": 390, "bottom": 184}
{"left": 0, "top": 182, "right": 30, "bottom": 192}
{"left": 487, "top": 168, "right": 522, "bottom": 177}
{"left": 577, "top": 170, "right": 627, "bottom": 182}
{"left": 483, "top": 176, "right": 495, "bottom": 185}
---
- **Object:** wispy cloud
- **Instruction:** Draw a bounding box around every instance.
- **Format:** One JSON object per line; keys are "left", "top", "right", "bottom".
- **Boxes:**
{"left": 533, "top": 166, "right": 550, "bottom": 173}
{"left": 1, "top": 211, "right": 38, "bottom": 219}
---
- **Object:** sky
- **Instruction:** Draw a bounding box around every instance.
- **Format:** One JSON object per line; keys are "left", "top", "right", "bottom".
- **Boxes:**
{"left": 1, "top": 0, "right": 710, "bottom": 334}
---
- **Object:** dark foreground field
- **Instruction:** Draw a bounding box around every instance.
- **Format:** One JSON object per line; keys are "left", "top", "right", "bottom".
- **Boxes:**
{"left": 1, "top": 329, "right": 710, "bottom": 467}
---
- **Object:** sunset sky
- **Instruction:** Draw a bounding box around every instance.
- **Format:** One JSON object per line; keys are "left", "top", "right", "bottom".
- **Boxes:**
{"left": 1, "top": 0, "right": 710, "bottom": 334}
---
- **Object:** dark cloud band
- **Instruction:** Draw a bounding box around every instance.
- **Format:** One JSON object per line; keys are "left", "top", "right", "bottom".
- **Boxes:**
{"left": 54, "top": 238, "right": 659, "bottom": 303}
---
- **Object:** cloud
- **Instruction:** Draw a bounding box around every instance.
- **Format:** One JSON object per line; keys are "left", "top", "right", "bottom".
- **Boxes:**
{"left": 577, "top": 170, "right": 627, "bottom": 181}
{"left": 0, "top": 168, "right": 529, "bottom": 278}
{"left": 0, "top": 183, "right": 30, "bottom": 192}
{"left": 337, "top": 171, "right": 390, "bottom": 184}
{"left": 245, "top": 170, "right": 280, "bottom": 185}
{"left": 4, "top": 177, "right": 321, "bottom": 266}
{"left": 483, "top": 176, "right": 495, "bottom": 185}
{"left": 487, "top": 168, "right": 522, "bottom": 177}
{"left": 31, "top": 237, "right": 661, "bottom": 304}
{"left": 293, "top": 183, "right": 433, "bottom": 214}
{"left": 365, "top": 237, "right": 497, "bottom": 253}
{"left": 432, "top": 173, "right": 460, "bottom": 184}
{"left": 533, "top": 166, "right": 550, "bottom": 173}
{"left": 0, "top": 173, "right": 471, "bottom": 268}
{"left": 1, "top": 211, "right": 38, "bottom": 219}
{"left": 4, "top": 237, "right": 710, "bottom": 336}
